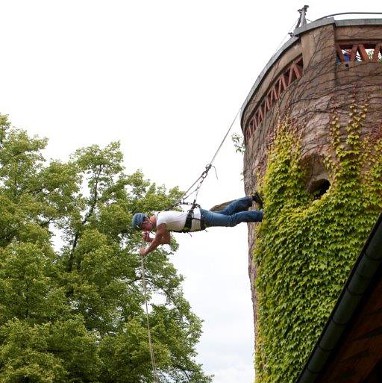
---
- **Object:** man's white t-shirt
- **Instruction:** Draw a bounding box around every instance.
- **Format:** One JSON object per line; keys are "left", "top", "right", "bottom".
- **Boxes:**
{"left": 156, "top": 208, "right": 202, "bottom": 232}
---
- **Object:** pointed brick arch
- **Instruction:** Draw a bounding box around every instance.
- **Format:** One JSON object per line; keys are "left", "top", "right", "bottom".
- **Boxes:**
{"left": 245, "top": 56, "right": 304, "bottom": 142}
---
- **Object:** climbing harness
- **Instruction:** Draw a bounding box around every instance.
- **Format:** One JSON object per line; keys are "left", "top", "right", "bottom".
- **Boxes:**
{"left": 141, "top": 257, "right": 159, "bottom": 383}
{"left": 177, "top": 201, "right": 206, "bottom": 233}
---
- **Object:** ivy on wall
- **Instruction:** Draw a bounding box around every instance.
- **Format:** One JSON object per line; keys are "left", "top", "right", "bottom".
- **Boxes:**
{"left": 253, "top": 104, "right": 382, "bottom": 383}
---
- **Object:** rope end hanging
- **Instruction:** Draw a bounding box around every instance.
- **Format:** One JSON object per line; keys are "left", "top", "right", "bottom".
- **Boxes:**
{"left": 140, "top": 257, "right": 160, "bottom": 382}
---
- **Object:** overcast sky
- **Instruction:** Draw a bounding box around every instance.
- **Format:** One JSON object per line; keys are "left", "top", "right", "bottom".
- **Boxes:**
{"left": 0, "top": 1, "right": 381, "bottom": 382}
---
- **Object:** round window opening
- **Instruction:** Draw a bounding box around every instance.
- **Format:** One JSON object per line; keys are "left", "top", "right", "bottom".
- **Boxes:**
{"left": 309, "top": 178, "right": 330, "bottom": 199}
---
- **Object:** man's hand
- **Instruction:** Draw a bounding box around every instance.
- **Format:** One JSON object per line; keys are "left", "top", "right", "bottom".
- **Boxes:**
{"left": 142, "top": 232, "right": 153, "bottom": 243}
{"left": 139, "top": 223, "right": 171, "bottom": 257}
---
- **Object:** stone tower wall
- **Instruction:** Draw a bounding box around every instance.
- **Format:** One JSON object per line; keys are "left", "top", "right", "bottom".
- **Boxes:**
{"left": 241, "top": 17, "right": 382, "bottom": 325}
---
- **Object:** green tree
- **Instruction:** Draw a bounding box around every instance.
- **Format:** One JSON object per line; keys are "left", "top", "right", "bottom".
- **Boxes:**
{"left": 0, "top": 114, "right": 212, "bottom": 383}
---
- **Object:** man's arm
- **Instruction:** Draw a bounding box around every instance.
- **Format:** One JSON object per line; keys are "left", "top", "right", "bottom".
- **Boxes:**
{"left": 140, "top": 223, "right": 171, "bottom": 256}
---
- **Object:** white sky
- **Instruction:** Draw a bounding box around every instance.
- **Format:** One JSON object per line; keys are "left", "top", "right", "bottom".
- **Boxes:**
{"left": 0, "top": 1, "right": 380, "bottom": 382}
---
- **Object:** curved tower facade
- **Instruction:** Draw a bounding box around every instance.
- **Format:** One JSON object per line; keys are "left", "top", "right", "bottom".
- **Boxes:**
{"left": 242, "top": 16, "right": 382, "bottom": 192}
{"left": 241, "top": 14, "right": 382, "bottom": 382}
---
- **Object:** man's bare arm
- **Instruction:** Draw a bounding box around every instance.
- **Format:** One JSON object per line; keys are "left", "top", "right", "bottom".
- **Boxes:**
{"left": 140, "top": 224, "right": 170, "bottom": 256}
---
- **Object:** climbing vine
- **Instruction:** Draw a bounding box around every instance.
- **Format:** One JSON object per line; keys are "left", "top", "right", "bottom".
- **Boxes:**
{"left": 253, "top": 104, "right": 382, "bottom": 383}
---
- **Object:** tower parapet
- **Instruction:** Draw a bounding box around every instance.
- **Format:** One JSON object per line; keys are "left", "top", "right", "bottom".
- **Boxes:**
{"left": 242, "top": 16, "right": 382, "bottom": 193}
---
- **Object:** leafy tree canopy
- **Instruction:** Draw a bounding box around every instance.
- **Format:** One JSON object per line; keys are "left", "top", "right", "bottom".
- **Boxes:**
{"left": 0, "top": 114, "right": 212, "bottom": 383}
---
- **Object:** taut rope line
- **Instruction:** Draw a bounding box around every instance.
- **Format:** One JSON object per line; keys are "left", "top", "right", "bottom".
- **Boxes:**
{"left": 172, "top": 108, "right": 241, "bottom": 207}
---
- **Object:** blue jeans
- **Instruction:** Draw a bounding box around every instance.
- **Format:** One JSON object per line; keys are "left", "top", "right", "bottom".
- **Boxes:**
{"left": 200, "top": 196, "right": 263, "bottom": 227}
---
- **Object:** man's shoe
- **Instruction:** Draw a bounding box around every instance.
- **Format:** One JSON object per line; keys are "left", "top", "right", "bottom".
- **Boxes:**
{"left": 252, "top": 192, "right": 263, "bottom": 209}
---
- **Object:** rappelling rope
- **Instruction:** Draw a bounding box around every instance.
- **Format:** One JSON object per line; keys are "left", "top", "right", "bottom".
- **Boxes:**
{"left": 172, "top": 108, "right": 241, "bottom": 208}
{"left": 208, "top": 108, "right": 241, "bottom": 166}
{"left": 141, "top": 257, "right": 160, "bottom": 383}
{"left": 141, "top": 108, "right": 241, "bottom": 378}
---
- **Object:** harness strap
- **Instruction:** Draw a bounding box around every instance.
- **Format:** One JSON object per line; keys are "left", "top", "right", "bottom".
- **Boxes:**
{"left": 183, "top": 209, "right": 194, "bottom": 231}
{"left": 180, "top": 204, "right": 206, "bottom": 233}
